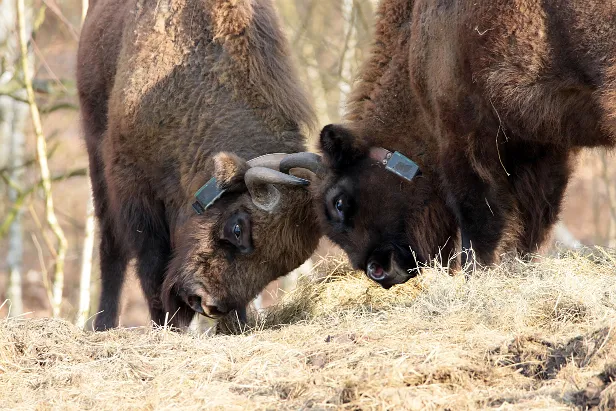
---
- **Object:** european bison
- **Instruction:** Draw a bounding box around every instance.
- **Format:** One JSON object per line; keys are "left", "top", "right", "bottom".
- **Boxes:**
{"left": 77, "top": 0, "right": 321, "bottom": 330}
{"left": 289, "top": 0, "right": 616, "bottom": 287}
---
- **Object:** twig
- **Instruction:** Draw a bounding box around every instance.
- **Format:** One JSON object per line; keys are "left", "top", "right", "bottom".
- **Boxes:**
{"left": 28, "top": 203, "right": 57, "bottom": 260}
{"left": 41, "top": 102, "right": 78, "bottom": 114}
{"left": 0, "top": 143, "right": 59, "bottom": 175}
{"left": 0, "top": 168, "right": 87, "bottom": 238}
{"left": 17, "top": 0, "right": 68, "bottom": 318}
{"left": 41, "top": 0, "right": 80, "bottom": 41}
{"left": 31, "top": 232, "right": 54, "bottom": 309}
{"left": 31, "top": 40, "right": 69, "bottom": 94}
{"left": 0, "top": 92, "right": 29, "bottom": 104}
{"left": 291, "top": 0, "right": 317, "bottom": 47}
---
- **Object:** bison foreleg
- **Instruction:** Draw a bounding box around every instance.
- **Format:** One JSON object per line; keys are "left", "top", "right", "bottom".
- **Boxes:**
{"left": 510, "top": 147, "right": 572, "bottom": 255}
{"left": 108, "top": 177, "right": 174, "bottom": 328}
{"left": 439, "top": 145, "right": 510, "bottom": 266}
{"left": 90, "top": 152, "right": 130, "bottom": 331}
{"left": 134, "top": 237, "right": 172, "bottom": 327}
{"left": 94, "top": 216, "right": 129, "bottom": 330}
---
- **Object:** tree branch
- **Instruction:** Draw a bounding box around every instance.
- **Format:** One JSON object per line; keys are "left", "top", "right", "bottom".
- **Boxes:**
{"left": 0, "top": 168, "right": 87, "bottom": 238}
{"left": 0, "top": 143, "right": 59, "bottom": 175}
{"left": 17, "top": 0, "right": 68, "bottom": 318}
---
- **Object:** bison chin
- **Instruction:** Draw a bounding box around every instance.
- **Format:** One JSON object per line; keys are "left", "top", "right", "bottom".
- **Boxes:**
{"left": 161, "top": 262, "right": 240, "bottom": 328}
{"left": 160, "top": 292, "right": 197, "bottom": 329}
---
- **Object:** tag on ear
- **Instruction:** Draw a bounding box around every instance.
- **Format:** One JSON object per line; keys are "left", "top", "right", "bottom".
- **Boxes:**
{"left": 192, "top": 178, "right": 226, "bottom": 215}
{"left": 385, "top": 152, "right": 421, "bottom": 182}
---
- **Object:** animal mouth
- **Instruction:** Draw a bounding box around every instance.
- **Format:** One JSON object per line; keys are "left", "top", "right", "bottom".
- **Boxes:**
{"left": 365, "top": 246, "right": 422, "bottom": 289}
{"left": 184, "top": 289, "right": 230, "bottom": 319}
{"left": 367, "top": 261, "right": 387, "bottom": 281}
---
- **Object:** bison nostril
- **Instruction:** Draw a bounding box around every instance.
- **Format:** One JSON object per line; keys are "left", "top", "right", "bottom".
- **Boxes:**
{"left": 185, "top": 290, "right": 229, "bottom": 319}
{"left": 367, "top": 261, "right": 386, "bottom": 281}
{"left": 205, "top": 304, "right": 228, "bottom": 318}
{"left": 187, "top": 295, "right": 205, "bottom": 314}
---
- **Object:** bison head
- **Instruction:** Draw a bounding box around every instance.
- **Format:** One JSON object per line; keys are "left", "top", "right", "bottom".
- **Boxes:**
{"left": 162, "top": 152, "right": 321, "bottom": 326}
{"left": 287, "top": 124, "right": 458, "bottom": 289}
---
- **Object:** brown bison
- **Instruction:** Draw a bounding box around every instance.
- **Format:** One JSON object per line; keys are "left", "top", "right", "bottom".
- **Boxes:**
{"left": 77, "top": 0, "right": 321, "bottom": 330}
{"left": 287, "top": 0, "right": 616, "bottom": 287}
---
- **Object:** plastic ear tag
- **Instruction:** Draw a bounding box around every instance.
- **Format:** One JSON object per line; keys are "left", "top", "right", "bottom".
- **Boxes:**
{"left": 192, "top": 177, "right": 226, "bottom": 215}
{"left": 385, "top": 151, "right": 421, "bottom": 182}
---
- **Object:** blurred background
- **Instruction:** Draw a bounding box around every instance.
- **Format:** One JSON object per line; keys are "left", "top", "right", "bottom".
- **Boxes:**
{"left": 0, "top": 0, "right": 614, "bottom": 326}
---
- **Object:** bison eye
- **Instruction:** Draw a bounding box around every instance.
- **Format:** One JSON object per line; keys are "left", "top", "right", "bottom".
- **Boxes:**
{"left": 335, "top": 198, "right": 344, "bottom": 216}
{"left": 333, "top": 194, "right": 350, "bottom": 220}
{"left": 233, "top": 223, "right": 241, "bottom": 240}
{"left": 335, "top": 198, "right": 344, "bottom": 211}
{"left": 326, "top": 188, "right": 353, "bottom": 226}
{"left": 222, "top": 211, "right": 253, "bottom": 255}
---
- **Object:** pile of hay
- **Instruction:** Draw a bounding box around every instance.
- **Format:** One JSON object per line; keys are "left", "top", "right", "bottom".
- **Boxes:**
{"left": 2, "top": 250, "right": 616, "bottom": 410}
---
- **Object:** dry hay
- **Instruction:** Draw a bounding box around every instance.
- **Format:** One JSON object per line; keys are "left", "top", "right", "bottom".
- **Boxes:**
{"left": 1, "top": 249, "right": 616, "bottom": 410}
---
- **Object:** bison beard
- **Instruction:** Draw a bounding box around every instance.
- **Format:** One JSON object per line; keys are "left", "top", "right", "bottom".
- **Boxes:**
{"left": 290, "top": 0, "right": 616, "bottom": 287}
{"left": 77, "top": 0, "right": 321, "bottom": 330}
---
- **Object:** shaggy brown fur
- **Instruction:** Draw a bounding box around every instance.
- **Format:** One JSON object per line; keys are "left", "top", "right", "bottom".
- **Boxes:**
{"left": 315, "top": 0, "right": 616, "bottom": 286}
{"left": 77, "top": 0, "right": 320, "bottom": 330}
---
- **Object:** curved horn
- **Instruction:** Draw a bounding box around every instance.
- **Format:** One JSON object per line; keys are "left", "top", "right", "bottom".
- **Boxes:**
{"left": 246, "top": 153, "right": 288, "bottom": 170}
{"left": 244, "top": 166, "right": 310, "bottom": 211}
{"left": 279, "top": 152, "right": 325, "bottom": 179}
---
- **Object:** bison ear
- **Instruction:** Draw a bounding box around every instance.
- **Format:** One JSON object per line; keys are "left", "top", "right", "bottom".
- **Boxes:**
{"left": 213, "top": 152, "right": 249, "bottom": 191}
{"left": 319, "top": 124, "right": 367, "bottom": 170}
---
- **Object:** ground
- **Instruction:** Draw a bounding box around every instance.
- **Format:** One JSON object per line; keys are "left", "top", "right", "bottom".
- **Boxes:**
{"left": 1, "top": 251, "right": 616, "bottom": 410}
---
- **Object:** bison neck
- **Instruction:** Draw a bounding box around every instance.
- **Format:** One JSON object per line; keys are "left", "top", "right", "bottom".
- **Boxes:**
{"left": 343, "top": 0, "right": 438, "bottom": 177}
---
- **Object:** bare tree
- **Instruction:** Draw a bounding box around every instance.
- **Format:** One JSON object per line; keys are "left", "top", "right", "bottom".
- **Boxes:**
{"left": 599, "top": 151, "right": 616, "bottom": 247}
{"left": 17, "top": 0, "right": 68, "bottom": 318}
{"left": 338, "top": 0, "right": 357, "bottom": 117}
{"left": 1, "top": 0, "right": 30, "bottom": 317}
{"left": 76, "top": 0, "right": 96, "bottom": 328}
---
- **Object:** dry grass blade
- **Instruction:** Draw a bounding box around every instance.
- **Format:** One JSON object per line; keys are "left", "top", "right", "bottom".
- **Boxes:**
{"left": 2, "top": 250, "right": 616, "bottom": 410}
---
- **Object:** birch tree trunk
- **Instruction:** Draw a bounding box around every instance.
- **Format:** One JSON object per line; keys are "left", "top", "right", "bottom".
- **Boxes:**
{"left": 76, "top": 0, "right": 96, "bottom": 328}
{"left": 303, "top": 42, "right": 331, "bottom": 128}
{"left": 1, "top": 0, "right": 29, "bottom": 317}
{"left": 82, "top": 0, "right": 89, "bottom": 22}
{"left": 5, "top": 101, "right": 29, "bottom": 318}
{"left": 338, "top": 0, "right": 356, "bottom": 117}
{"left": 553, "top": 221, "right": 582, "bottom": 250}
{"left": 76, "top": 193, "right": 95, "bottom": 327}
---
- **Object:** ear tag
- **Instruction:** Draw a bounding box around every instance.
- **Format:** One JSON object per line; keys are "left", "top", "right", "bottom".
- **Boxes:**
{"left": 192, "top": 177, "right": 226, "bottom": 215}
{"left": 385, "top": 151, "right": 421, "bottom": 182}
